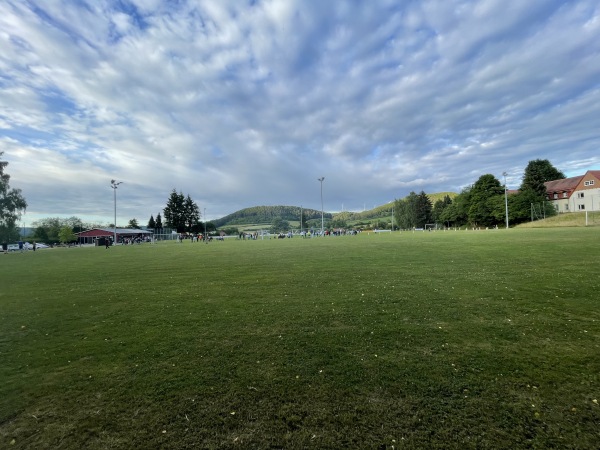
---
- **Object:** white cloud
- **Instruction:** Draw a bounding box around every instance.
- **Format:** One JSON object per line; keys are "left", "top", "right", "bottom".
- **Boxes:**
{"left": 1, "top": 0, "right": 599, "bottom": 224}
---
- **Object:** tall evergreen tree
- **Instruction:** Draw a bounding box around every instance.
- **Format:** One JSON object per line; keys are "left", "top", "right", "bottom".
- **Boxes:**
{"left": 394, "top": 191, "right": 431, "bottom": 229}
{"left": 148, "top": 215, "right": 156, "bottom": 229}
{"left": 163, "top": 190, "right": 186, "bottom": 232}
{"left": 415, "top": 191, "right": 433, "bottom": 228}
{"left": 0, "top": 152, "right": 27, "bottom": 243}
{"left": 155, "top": 213, "right": 163, "bottom": 230}
{"left": 183, "top": 194, "right": 200, "bottom": 231}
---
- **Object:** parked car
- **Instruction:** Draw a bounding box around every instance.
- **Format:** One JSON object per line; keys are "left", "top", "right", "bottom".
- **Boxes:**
{"left": 6, "top": 242, "right": 51, "bottom": 251}
{"left": 25, "top": 242, "right": 50, "bottom": 250}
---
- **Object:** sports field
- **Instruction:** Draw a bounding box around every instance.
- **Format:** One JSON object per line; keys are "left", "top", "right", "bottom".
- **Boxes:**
{"left": 1, "top": 228, "right": 599, "bottom": 449}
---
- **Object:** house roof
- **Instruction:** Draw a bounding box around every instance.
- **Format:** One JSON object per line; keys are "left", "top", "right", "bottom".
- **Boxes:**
{"left": 587, "top": 170, "right": 600, "bottom": 180}
{"left": 544, "top": 175, "right": 583, "bottom": 193}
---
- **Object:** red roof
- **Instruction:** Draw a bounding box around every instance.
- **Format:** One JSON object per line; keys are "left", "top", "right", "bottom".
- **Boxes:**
{"left": 544, "top": 176, "right": 582, "bottom": 194}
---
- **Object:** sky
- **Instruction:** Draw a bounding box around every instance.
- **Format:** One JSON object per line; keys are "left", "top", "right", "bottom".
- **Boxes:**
{"left": 1, "top": 0, "right": 599, "bottom": 226}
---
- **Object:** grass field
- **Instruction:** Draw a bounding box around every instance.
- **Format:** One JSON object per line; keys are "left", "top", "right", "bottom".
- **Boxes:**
{"left": 1, "top": 228, "right": 599, "bottom": 449}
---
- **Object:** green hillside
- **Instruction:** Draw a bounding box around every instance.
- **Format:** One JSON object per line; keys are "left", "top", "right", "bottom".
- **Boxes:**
{"left": 516, "top": 211, "right": 600, "bottom": 228}
{"left": 332, "top": 192, "right": 458, "bottom": 222}
{"left": 214, "top": 193, "right": 458, "bottom": 228}
{"left": 212, "top": 205, "right": 331, "bottom": 228}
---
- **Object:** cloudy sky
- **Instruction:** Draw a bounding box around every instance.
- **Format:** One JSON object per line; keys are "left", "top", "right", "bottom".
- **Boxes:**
{"left": 1, "top": 0, "right": 599, "bottom": 225}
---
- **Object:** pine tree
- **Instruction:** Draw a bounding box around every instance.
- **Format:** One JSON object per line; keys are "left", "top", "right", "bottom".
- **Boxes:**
{"left": 183, "top": 195, "right": 200, "bottom": 231}
{"left": 415, "top": 191, "right": 433, "bottom": 228}
{"left": 148, "top": 215, "right": 156, "bottom": 229}
{"left": 163, "top": 190, "right": 186, "bottom": 232}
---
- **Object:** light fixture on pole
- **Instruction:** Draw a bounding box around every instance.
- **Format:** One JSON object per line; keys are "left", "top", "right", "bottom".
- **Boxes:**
{"left": 110, "top": 179, "right": 123, "bottom": 245}
{"left": 502, "top": 172, "right": 509, "bottom": 229}
{"left": 318, "top": 177, "right": 325, "bottom": 236}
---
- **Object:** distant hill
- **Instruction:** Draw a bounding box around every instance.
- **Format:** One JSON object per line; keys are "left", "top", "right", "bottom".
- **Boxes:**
{"left": 331, "top": 192, "right": 457, "bottom": 222}
{"left": 213, "top": 193, "right": 457, "bottom": 228}
{"left": 212, "top": 205, "right": 331, "bottom": 228}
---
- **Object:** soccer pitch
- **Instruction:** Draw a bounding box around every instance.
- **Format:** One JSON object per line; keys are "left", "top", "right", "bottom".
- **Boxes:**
{"left": 1, "top": 228, "right": 599, "bottom": 448}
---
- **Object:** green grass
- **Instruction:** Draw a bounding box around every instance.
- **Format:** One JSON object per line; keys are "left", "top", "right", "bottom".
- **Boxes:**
{"left": 1, "top": 229, "right": 599, "bottom": 449}
{"left": 517, "top": 211, "right": 600, "bottom": 228}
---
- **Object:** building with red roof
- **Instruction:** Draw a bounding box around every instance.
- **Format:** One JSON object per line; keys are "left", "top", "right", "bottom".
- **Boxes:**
{"left": 545, "top": 170, "right": 600, "bottom": 213}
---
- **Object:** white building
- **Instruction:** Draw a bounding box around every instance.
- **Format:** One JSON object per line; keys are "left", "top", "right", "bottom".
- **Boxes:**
{"left": 545, "top": 170, "right": 600, "bottom": 213}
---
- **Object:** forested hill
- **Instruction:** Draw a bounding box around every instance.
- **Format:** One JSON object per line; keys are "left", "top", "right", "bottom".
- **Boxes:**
{"left": 331, "top": 192, "right": 458, "bottom": 222}
{"left": 212, "top": 193, "right": 457, "bottom": 227}
{"left": 212, "top": 205, "right": 332, "bottom": 227}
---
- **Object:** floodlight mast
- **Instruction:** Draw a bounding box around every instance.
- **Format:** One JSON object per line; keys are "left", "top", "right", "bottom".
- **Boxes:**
{"left": 503, "top": 172, "right": 509, "bottom": 229}
{"left": 204, "top": 208, "right": 207, "bottom": 244}
{"left": 110, "top": 180, "right": 123, "bottom": 245}
{"left": 318, "top": 177, "right": 325, "bottom": 236}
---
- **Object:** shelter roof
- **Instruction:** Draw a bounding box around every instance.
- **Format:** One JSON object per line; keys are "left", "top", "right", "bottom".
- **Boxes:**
{"left": 77, "top": 228, "right": 152, "bottom": 236}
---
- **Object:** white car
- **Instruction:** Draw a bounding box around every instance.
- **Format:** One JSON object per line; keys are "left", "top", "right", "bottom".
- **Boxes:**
{"left": 25, "top": 242, "right": 50, "bottom": 250}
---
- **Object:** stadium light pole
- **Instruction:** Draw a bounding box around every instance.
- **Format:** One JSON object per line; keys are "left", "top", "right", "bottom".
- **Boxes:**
{"left": 318, "top": 177, "right": 325, "bottom": 236}
{"left": 502, "top": 172, "right": 509, "bottom": 229}
{"left": 111, "top": 179, "right": 122, "bottom": 245}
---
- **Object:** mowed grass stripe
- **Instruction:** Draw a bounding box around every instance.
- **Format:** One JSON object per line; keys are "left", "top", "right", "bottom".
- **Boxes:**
{"left": 1, "top": 228, "right": 599, "bottom": 448}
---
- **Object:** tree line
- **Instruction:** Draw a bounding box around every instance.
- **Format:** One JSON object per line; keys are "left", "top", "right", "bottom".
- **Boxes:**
{"left": 0, "top": 152, "right": 569, "bottom": 244}
{"left": 394, "top": 159, "right": 565, "bottom": 229}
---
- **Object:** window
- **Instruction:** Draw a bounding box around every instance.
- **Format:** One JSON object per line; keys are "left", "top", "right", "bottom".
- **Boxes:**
{"left": 577, "top": 192, "right": 585, "bottom": 198}
{"left": 584, "top": 180, "right": 595, "bottom": 186}
{"left": 563, "top": 192, "right": 568, "bottom": 198}
{"left": 553, "top": 193, "right": 558, "bottom": 199}
{"left": 565, "top": 204, "right": 569, "bottom": 211}
{"left": 578, "top": 204, "right": 585, "bottom": 210}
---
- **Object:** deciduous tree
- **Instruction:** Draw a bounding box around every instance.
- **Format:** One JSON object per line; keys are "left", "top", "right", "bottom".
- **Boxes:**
{"left": 270, "top": 217, "right": 290, "bottom": 233}
{"left": 58, "top": 225, "right": 76, "bottom": 244}
{"left": 468, "top": 174, "right": 504, "bottom": 227}
{"left": 0, "top": 152, "right": 27, "bottom": 243}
